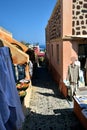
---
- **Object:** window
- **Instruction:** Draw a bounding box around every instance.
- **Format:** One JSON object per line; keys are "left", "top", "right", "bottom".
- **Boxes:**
{"left": 51, "top": 44, "right": 53, "bottom": 56}
{"left": 56, "top": 44, "right": 59, "bottom": 63}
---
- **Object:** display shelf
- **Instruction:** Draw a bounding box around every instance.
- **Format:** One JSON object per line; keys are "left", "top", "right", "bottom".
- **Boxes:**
{"left": 73, "top": 96, "right": 87, "bottom": 130}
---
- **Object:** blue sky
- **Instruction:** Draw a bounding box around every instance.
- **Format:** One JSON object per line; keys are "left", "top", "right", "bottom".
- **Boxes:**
{"left": 0, "top": 0, "right": 57, "bottom": 45}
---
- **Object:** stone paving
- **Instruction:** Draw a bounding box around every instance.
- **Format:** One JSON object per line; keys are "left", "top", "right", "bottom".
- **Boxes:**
{"left": 22, "top": 66, "right": 84, "bottom": 130}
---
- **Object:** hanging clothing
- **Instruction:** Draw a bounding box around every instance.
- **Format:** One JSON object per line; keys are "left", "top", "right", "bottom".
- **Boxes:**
{"left": 28, "top": 60, "right": 33, "bottom": 78}
{"left": 75, "top": 59, "right": 85, "bottom": 87}
{"left": 0, "top": 47, "right": 24, "bottom": 130}
{"left": 13, "top": 64, "right": 19, "bottom": 82}
{"left": 0, "top": 88, "right": 10, "bottom": 130}
{"left": 17, "top": 64, "right": 26, "bottom": 80}
{"left": 67, "top": 63, "right": 79, "bottom": 99}
{"left": 13, "top": 64, "right": 26, "bottom": 82}
{"left": 67, "top": 64, "right": 79, "bottom": 84}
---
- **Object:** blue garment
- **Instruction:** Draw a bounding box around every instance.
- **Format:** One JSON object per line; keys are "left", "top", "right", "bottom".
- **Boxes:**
{"left": 12, "top": 64, "right": 17, "bottom": 82}
{"left": 0, "top": 47, "right": 24, "bottom": 130}
{"left": 17, "top": 64, "right": 25, "bottom": 80}
{"left": 0, "top": 89, "right": 10, "bottom": 130}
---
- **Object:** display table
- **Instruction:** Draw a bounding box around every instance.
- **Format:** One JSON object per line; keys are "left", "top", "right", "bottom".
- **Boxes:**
{"left": 73, "top": 96, "right": 87, "bottom": 130}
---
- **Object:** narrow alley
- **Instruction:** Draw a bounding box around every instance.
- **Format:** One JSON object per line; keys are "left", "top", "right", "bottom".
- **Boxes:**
{"left": 22, "top": 65, "right": 83, "bottom": 130}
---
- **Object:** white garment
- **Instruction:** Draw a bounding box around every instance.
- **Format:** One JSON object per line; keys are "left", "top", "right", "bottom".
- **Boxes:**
{"left": 79, "top": 70, "right": 85, "bottom": 87}
{"left": 0, "top": 47, "right": 24, "bottom": 130}
{"left": 29, "top": 60, "right": 33, "bottom": 77}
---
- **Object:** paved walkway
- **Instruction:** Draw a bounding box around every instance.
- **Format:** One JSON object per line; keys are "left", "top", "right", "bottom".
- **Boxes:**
{"left": 22, "top": 66, "right": 84, "bottom": 130}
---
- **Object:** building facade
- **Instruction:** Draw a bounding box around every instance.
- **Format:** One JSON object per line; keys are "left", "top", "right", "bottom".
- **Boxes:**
{"left": 45, "top": 0, "right": 87, "bottom": 97}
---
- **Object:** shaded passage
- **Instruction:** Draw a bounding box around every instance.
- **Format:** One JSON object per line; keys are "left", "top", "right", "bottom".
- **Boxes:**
{"left": 22, "top": 66, "right": 84, "bottom": 130}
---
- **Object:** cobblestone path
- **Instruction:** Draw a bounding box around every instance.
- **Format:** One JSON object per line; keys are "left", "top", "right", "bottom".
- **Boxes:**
{"left": 22, "top": 66, "right": 83, "bottom": 130}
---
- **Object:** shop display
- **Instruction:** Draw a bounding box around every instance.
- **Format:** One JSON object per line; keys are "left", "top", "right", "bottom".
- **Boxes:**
{"left": 74, "top": 96, "right": 87, "bottom": 108}
{"left": 16, "top": 82, "right": 29, "bottom": 90}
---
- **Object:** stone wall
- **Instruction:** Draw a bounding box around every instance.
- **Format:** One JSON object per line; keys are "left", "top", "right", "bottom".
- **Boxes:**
{"left": 72, "top": 0, "right": 87, "bottom": 35}
{"left": 46, "top": 0, "right": 61, "bottom": 42}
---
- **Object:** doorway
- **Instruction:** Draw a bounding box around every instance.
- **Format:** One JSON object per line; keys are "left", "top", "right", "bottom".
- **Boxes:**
{"left": 78, "top": 44, "right": 87, "bottom": 85}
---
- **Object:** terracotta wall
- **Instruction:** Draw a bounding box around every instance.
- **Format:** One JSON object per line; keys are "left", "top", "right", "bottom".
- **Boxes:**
{"left": 0, "top": 28, "right": 28, "bottom": 52}
{"left": 2, "top": 39, "right": 29, "bottom": 64}
{"left": 0, "top": 27, "right": 30, "bottom": 65}
{"left": 62, "top": 0, "right": 72, "bottom": 37}
{"left": 62, "top": 40, "right": 78, "bottom": 80}
{"left": 50, "top": 41, "right": 62, "bottom": 75}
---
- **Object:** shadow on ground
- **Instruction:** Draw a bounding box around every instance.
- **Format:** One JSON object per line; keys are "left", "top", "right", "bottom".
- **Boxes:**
{"left": 22, "top": 107, "right": 84, "bottom": 130}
